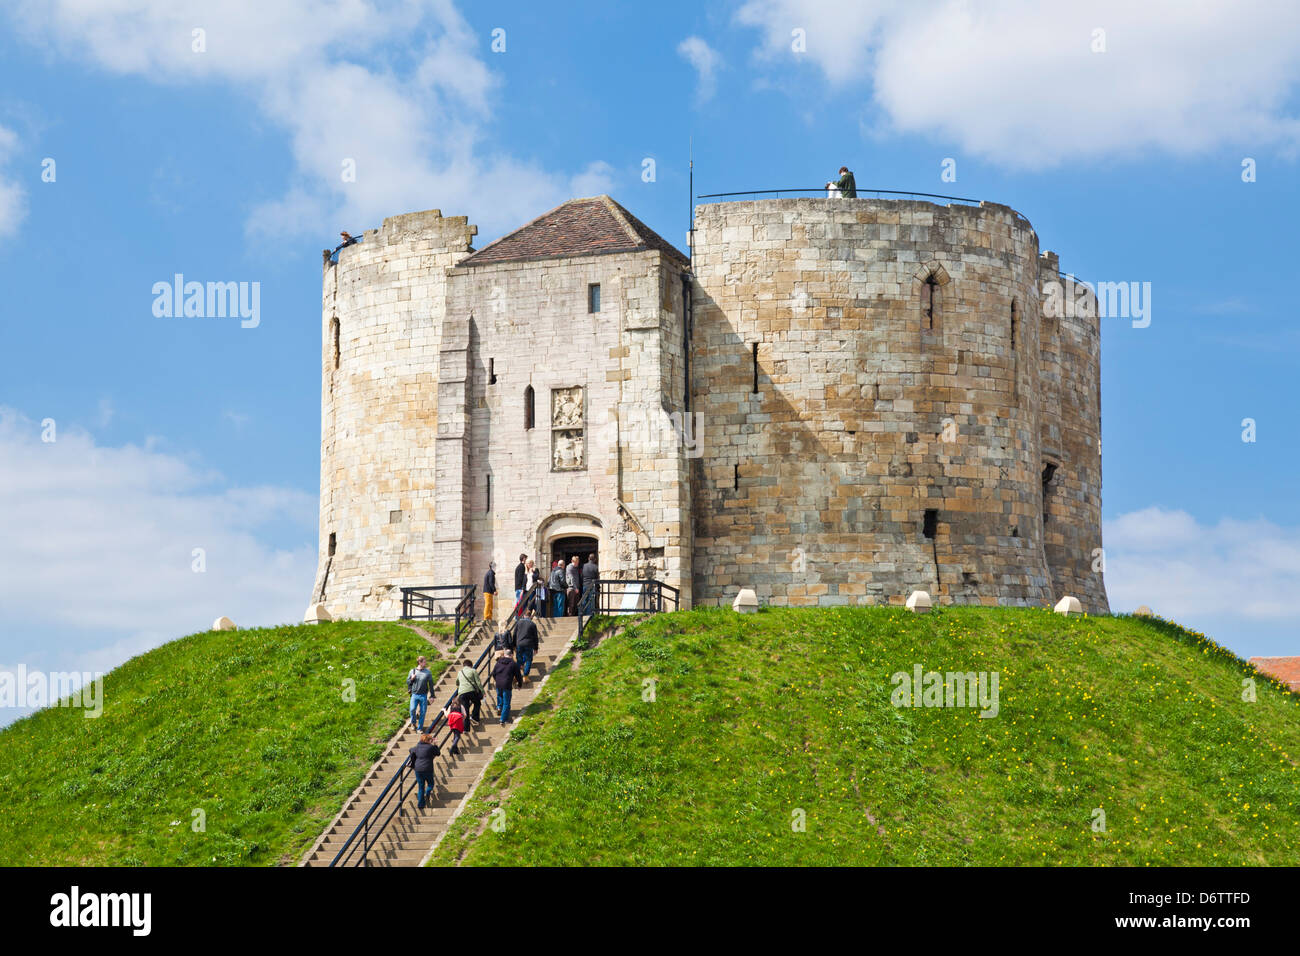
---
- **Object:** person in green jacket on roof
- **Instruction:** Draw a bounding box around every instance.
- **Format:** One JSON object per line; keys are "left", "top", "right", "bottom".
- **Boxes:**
{"left": 829, "top": 166, "right": 857, "bottom": 198}
{"left": 455, "top": 657, "right": 486, "bottom": 723}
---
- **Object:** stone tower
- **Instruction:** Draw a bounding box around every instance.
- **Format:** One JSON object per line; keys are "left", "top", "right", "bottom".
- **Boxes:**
{"left": 689, "top": 198, "right": 1106, "bottom": 612}
{"left": 312, "top": 194, "right": 1108, "bottom": 618}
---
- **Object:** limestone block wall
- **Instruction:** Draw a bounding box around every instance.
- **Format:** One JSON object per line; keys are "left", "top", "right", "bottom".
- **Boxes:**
{"left": 1037, "top": 254, "right": 1108, "bottom": 613}
{"left": 313, "top": 209, "right": 476, "bottom": 619}
{"left": 439, "top": 250, "right": 692, "bottom": 604}
{"left": 689, "top": 198, "right": 1056, "bottom": 609}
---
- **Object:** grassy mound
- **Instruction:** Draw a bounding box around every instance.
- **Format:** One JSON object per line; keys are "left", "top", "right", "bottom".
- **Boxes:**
{"left": 429, "top": 607, "right": 1300, "bottom": 866}
{"left": 0, "top": 619, "right": 447, "bottom": 865}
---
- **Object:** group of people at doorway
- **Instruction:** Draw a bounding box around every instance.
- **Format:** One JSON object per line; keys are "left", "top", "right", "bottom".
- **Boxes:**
{"left": 403, "top": 607, "right": 543, "bottom": 810}
{"left": 481, "top": 551, "right": 599, "bottom": 622}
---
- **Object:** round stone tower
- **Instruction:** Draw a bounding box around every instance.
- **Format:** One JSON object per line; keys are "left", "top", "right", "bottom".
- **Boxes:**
{"left": 313, "top": 209, "right": 477, "bottom": 618}
{"left": 689, "top": 197, "right": 1106, "bottom": 611}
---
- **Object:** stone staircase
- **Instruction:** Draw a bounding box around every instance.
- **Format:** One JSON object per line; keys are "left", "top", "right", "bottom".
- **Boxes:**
{"left": 301, "top": 614, "right": 578, "bottom": 867}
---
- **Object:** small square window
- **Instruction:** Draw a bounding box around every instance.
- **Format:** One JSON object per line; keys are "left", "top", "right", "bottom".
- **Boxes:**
{"left": 389, "top": 510, "right": 403, "bottom": 524}
{"left": 588, "top": 283, "right": 601, "bottom": 314}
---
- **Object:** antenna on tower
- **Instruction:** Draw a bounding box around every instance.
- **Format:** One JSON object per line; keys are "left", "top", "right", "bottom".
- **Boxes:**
{"left": 688, "top": 137, "right": 695, "bottom": 267}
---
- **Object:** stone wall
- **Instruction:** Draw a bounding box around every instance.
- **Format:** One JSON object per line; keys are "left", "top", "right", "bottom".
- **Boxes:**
{"left": 314, "top": 196, "right": 1108, "bottom": 620}
{"left": 689, "top": 198, "right": 1060, "bottom": 609}
{"left": 1037, "top": 253, "right": 1108, "bottom": 612}
{"left": 438, "top": 249, "right": 692, "bottom": 606}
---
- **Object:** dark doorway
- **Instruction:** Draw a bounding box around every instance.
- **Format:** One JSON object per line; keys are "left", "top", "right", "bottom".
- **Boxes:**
{"left": 550, "top": 535, "right": 598, "bottom": 573}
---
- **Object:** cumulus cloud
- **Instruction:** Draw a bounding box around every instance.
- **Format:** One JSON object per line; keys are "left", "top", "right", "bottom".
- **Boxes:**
{"left": 6, "top": 0, "right": 613, "bottom": 239}
{"left": 1105, "top": 506, "right": 1300, "bottom": 632}
{"left": 735, "top": 0, "right": 1300, "bottom": 166}
{"left": 0, "top": 124, "right": 28, "bottom": 240}
{"left": 0, "top": 406, "right": 317, "bottom": 723}
{"left": 678, "top": 35, "right": 723, "bottom": 103}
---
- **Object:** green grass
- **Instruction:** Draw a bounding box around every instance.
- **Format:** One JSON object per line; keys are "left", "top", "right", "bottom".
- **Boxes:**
{"left": 429, "top": 607, "right": 1300, "bottom": 866}
{"left": 0, "top": 619, "right": 448, "bottom": 866}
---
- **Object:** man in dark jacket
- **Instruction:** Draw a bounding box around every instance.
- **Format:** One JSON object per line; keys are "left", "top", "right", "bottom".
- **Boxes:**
{"left": 406, "top": 655, "right": 435, "bottom": 733}
{"left": 409, "top": 733, "right": 441, "bottom": 809}
{"left": 491, "top": 649, "right": 524, "bottom": 725}
{"left": 483, "top": 561, "right": 497, "bottom": 623}
{"left": 581, "top": 553, "right": 599, "bottom": 615}
{"left": 514, "top": 553, "right": 527, "bottom": 608}
{"left": 566, "top": 556, "right": 582, "bottom": 616}
{"left": 549, "top": 561, "right": 566, "bottom": 617}
{"left": 514, "top": 608, "right": 540, "bottom": 677}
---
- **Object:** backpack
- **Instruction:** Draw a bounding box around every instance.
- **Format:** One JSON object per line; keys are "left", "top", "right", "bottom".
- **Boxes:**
{"left": 494, "top": 629, "right": 516, "bottom": 650}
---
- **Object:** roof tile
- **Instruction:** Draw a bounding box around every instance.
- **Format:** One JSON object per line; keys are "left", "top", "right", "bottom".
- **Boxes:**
{"left": 458, "top": 196, "right": 687, "bottom": 267}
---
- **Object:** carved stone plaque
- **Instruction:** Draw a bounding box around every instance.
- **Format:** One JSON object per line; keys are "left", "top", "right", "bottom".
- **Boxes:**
{"left": 551, "top": 386, "right": 586, "bottom": 471}
{"left": 552, "top": 386, "right": 584, "bottom": 429}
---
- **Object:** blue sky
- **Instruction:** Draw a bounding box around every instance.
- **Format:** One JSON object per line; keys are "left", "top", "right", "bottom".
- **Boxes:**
{"left": 0, "top": 1, "right": 1298, "bottom": 718}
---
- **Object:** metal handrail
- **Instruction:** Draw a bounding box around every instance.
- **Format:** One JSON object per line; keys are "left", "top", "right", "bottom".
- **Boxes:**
{"left": 328, "top": 583, "right": 540, "bottom": 867}
{"left": 696, "top": 187, "right": 980, "bottom": 204}
{"left": 576, "top": 578, "right": 680, "bottom": 639}
{"left": 400, "top": 584, "right": 477, "bottom": 644}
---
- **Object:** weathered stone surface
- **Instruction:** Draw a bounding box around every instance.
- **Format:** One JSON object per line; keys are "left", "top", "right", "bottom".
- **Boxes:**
{"left": 690, "top": 198, "right": 1107, "bottom": 614}
{"left": 732, "top": 588, "right": 759, "bottom": 613}
{"left": 212, "top": 616, "right": 235, "bottom": 631}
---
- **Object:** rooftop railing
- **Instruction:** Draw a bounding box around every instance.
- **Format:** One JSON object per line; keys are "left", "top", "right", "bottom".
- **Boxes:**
{"left": 696, "top": 187, "right": 981, "bottom": 204}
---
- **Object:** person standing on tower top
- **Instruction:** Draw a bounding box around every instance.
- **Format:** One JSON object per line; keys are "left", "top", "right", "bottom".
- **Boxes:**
{"left": 828, "top": 166, "right": 856, "bottom": 198}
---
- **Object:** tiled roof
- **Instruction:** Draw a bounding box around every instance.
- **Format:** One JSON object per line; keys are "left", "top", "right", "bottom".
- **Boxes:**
{"left": 458, "top": 196, "right": 688, "bottom": 267}
{"left": 1249, "top": 657, "right": 1300, "bottom": 691}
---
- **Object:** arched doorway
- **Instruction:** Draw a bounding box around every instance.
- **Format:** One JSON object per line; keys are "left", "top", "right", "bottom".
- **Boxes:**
{"left": 537, "top": 514, "right": 606, "bottom": 579}
{"left": 550, "top": 534, "right": 598, "bottom": 570}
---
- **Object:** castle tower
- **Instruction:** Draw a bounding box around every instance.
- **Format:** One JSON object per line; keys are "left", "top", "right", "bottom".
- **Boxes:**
{"left": 688, "top": 197, "right": 1108, "bottom": 613}
{"left": 314, "top": 209, "right": 477, "bottom": 618}
{"left": 314, "top": 198, "right": 694, "bottom": 619}
{"left": 313, "top": 194, "right": 1107, "bottom": 619}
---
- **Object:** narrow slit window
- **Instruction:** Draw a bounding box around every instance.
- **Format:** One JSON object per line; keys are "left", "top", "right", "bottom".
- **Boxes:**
{"left": 1041, "top": 463, "right": 1057, "bottom": 525}
{"left": 489, "top": 358, "right": 496, "bottom": 385}
{"left": 524, "top": 385, "right": 535, "bottom": 429}
{"left": 923, "top": 509, "right": 938, "bottom": 539}
{"left": 734, "top": 463, "right": 740, "bottom": 491}
{"left": 752, "top": 342, "right": 759, "bottom": 394}
{"left": 922, "top": 276, "right": 939, "bottom": 330}
{"left": 328, "top": 532, "right": 337, "bottom": 557}
{"left": 330, "top": 317, "right": 340, "bottom": 370}
{"left": 486, "top": 474, "right": 492, "bottom": 513}
{"left": 1010, "top": 301, "right": 1018, "bottom": 351}
{"left": 588, "top": 283, "right": 601, "bottom": 313}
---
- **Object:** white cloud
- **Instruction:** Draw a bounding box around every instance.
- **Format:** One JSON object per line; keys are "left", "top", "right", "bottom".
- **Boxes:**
{"left": 678, "top": 35, "right": 723, "bottom": 104}
{"left": 735, "top": 0, "right": 1300, "bottom": 166}
{"left": 0, "top": 407, "right": 317, "bottom": 709}
{"left": 1105, "top": 506, "right": 1300, "bottom": 623}
{"left": 570, "top": 160, "right": 617, "bottom": 198}
{"left": 7, "top": 0, "right": 611, "bottom": 239}
{"left": 0, "top": 124, "right": 28, "bottom": 240}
